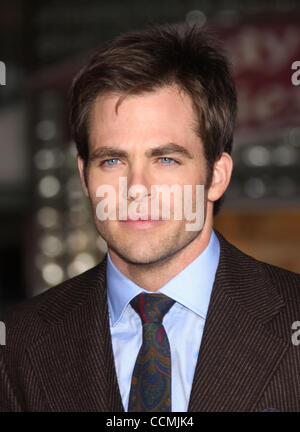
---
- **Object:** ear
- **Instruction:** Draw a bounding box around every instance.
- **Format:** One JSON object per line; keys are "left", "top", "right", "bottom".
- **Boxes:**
{"left": 207, "top": 152, "right": 233, "bottom": 203}
{"left": 77, "top": 156, "right": 89, "bottom": 197}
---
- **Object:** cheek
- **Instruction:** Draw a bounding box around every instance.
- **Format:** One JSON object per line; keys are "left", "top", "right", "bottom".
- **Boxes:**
{"left": 175, "top": 173, "right": 206, "bottom": 188}
{"left": 156, "top": 167, "right": 204, "bottom": 187}
{"left": 87, "top": 170, "right": 120, "bottom": 194}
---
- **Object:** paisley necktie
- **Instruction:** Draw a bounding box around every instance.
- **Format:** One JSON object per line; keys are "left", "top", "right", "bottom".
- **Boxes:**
{"left": 128, "top": 293, "right": 175, "bottom": 412}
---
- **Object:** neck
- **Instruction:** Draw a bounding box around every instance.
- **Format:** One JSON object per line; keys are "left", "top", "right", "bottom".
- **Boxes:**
{"left": 108, "top": 218, "right": 213, "bottom": 292}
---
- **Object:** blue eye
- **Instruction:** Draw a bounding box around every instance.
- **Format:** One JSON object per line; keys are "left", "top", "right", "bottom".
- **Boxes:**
{"left": 102, "top": 158, "right": 120, "bottom": 166}
{"left": 159, "top": 157, "right": 177, "bottom": 164}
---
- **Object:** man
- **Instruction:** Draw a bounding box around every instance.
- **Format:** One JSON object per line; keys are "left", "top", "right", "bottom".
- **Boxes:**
{"left": 0, "top": 24, "right": 299, "bottom": 412}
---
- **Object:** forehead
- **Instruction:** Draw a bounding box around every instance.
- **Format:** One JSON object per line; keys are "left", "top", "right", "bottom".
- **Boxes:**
{"left": 88, "top": 85, "right": 199, "bottom": 148}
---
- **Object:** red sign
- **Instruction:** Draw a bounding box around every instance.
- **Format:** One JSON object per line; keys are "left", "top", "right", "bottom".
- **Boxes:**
{"left": 215, "top": 18, "right": 300, "bottom": 137}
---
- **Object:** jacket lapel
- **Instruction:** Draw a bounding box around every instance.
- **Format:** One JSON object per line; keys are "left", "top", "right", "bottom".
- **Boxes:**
{"left": 188, "top": 232, "right": 289, "bottom": 412}
{"left": 27, "top": 258, "right": 124, "bottom": 412}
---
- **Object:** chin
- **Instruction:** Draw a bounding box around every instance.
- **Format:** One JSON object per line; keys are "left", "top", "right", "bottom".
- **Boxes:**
{"left": 109, "top": 236, "right": 189, "bottom": 266}
{"left": 99, "top": 220, "right": 201, "bottom": 265}
{"left": 112, "top": 246, "right": 163, "bottom": 265}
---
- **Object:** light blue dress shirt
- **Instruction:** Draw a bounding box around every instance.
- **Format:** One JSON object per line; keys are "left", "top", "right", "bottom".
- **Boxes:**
{"left": 106, "top": 230, "right": 220, "bottom": 412}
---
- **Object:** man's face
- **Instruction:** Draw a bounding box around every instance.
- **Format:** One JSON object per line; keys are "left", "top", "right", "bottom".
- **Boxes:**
{"left": 80, "top": 85, "right": 210, "bottom": 265}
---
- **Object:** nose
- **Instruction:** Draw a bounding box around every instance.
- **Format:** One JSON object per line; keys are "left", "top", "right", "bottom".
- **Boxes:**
{"left": 126, "top": 165, "right": 152, "bottom": 201}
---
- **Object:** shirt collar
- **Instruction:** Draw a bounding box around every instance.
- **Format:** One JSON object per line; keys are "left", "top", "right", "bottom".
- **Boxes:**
{"left": 106, "top": 230, "right": 220, "bottom": 326}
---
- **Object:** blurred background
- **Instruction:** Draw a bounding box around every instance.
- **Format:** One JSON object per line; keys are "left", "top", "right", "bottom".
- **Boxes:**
{"left": 0, "top": 0, "right": 299, "bottom": 310}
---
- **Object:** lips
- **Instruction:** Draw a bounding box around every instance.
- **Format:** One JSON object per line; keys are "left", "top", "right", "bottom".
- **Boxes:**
{"left": 119, "top": 218, "right": 165, "bottom": 230}
{"left": 120, "top": 213, "right": 164, "bottom": 221}
{"left": 125, "top": 216, "right": 160, "bottom": 221}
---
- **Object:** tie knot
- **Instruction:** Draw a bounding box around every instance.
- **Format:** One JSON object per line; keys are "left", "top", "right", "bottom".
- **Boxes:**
{"left": 130, "top": 293, "right": 175, "bottom": 324}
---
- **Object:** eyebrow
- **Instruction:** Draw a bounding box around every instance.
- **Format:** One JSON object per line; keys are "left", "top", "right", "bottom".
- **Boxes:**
{"left": 89, "top": 143, "right": 193, "bottom": 161}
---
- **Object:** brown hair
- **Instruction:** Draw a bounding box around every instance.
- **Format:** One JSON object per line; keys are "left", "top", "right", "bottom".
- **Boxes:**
{"left": 70, "top": 23, "right": 237, "bottom": 215}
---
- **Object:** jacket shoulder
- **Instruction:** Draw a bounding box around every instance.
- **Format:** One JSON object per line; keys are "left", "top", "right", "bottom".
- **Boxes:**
{"left": 263, "top": 260, "right": 300, "bottom": 300}
{"left": 216, "top": 229, "right": 300, "bottom": 307}
{"left": 0, "top": 258, "right": 107, "bottom": 346}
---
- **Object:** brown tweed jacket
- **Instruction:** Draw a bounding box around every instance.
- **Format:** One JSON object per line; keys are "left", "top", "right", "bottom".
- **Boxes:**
{"left": 0, "top": 231, "right": 300, "bottom": 412}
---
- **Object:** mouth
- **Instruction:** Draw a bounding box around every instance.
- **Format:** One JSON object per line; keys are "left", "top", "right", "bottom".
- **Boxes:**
{"left": 119, "top": 217, "right": 166, "bottom": 230}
